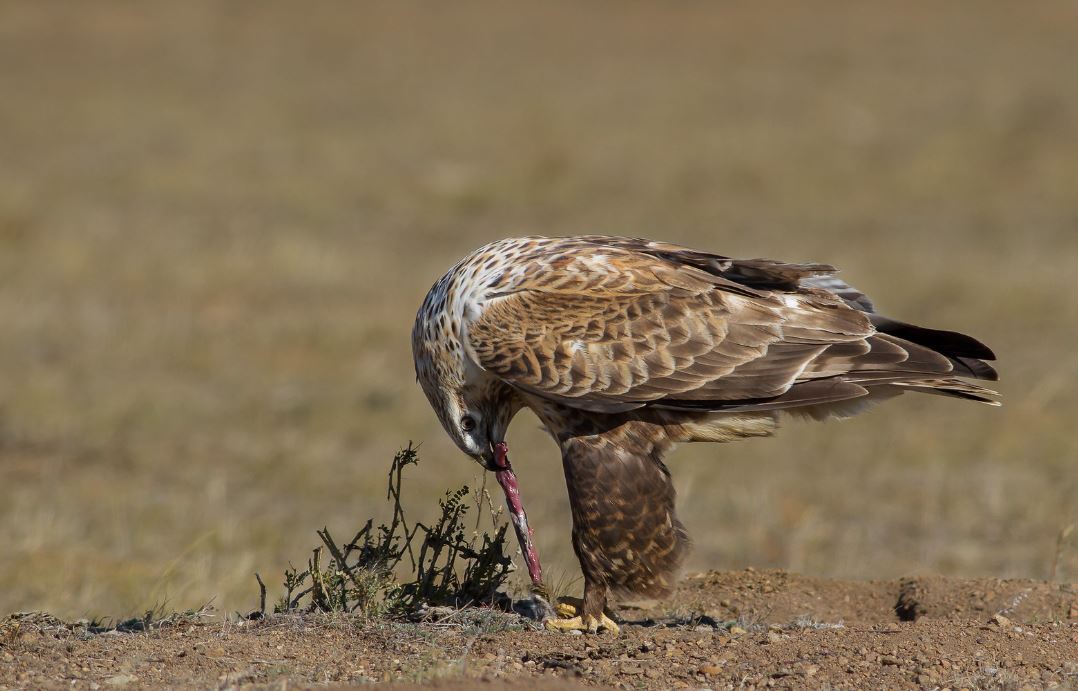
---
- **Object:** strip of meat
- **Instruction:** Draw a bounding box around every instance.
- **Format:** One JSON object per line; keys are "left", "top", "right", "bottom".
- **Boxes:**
{"left": 492, "top": 441, "right": 543, "bottom": 587}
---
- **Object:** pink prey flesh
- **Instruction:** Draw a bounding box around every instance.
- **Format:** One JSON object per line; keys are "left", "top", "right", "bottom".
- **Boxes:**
{"left": 492, "top": 441, "right": 543, "bottom": 588}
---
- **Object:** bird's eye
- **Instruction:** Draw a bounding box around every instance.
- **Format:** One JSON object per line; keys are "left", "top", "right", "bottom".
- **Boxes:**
{"left": 460, "top": 415, "right": 476, "bottom": 433}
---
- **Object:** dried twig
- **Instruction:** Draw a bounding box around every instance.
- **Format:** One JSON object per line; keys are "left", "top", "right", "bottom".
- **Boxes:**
{"left": 254, "top": 573, "right": 267, "bottom": 618}
{"left": 260, "top": 443, "right": 513, "bottom": 618}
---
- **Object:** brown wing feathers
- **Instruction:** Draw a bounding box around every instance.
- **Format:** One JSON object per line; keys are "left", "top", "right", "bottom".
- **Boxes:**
{"left": 468, "top": 238, "right": 998, "bottom": 415}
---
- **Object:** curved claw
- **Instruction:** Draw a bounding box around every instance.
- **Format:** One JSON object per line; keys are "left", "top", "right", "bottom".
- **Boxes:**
{"left": 554, "top": 596, "right": 583, "bottom": 619}
{"left": 545, "top": 612, "right": 620, "bottom": 635}
{"left": 545, "top": 596, "right": 619, "bottom": 634}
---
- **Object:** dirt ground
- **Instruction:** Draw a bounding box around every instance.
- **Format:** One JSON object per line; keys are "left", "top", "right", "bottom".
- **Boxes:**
{"left": 4, "top": 569, "right": 1077, "bottom": 690}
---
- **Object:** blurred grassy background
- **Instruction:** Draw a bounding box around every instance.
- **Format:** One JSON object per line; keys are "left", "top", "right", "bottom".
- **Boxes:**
{"left": 1, "top": 1, "right": 1076, "bottom": 619}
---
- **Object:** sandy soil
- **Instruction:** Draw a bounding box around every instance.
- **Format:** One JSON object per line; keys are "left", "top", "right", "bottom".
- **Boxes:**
{"left": 4, "top": 0, "right": 1078, "bottom": 621}
{"left": 4, "top": 569, "right": 1077, "bottom": 690}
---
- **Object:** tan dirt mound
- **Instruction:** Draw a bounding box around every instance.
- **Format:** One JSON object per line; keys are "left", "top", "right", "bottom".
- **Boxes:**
{"left": 3, "top": 570, "right": 1077, "bottom": 690}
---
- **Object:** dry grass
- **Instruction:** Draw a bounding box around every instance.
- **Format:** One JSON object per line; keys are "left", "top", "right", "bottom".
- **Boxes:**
{"left": 1, "top": 0, "right": 1076, "bottom": 619}
{"left": 262, "top": 444, "right": 514, "bottom": 619}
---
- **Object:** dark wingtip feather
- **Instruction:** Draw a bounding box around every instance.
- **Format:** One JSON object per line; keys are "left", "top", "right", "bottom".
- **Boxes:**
{"left": 870, "top": 316, "right": 996, "bottom": 361}
{"left": 951, "top": 357, "right": 999, "bottom": 382}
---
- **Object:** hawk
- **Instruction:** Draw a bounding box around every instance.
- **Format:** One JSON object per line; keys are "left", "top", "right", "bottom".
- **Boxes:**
{"left": 412, "top": 235, "right": 998, "bottom": 633}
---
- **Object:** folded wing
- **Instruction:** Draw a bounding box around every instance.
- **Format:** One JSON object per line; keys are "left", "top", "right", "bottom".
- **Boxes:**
{"left": 467, "top": 238, "right": 997, "bottom": 415}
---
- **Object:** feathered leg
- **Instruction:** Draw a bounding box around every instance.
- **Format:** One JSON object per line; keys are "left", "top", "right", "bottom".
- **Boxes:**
{"left": 544, "top": 418, "right": 690, "bottom": 634}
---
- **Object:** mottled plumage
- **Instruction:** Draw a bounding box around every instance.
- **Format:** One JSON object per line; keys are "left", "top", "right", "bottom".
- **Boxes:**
{"left": 412, "top": 235, "right": 998, "bottom": 632}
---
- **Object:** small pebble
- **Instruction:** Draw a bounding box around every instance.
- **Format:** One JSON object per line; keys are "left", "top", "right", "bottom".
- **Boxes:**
{"left": 990, "top": 613, "right": 1012, "bottom": 627}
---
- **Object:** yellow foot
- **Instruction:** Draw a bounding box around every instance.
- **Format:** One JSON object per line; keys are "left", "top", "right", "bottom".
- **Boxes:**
{"left": 554, "top": 596, "right": 583, "bottom": 619}
{"left": 545, "top": 612, "right": 620, "bottom": 634}
{"left": 545, "top": 599, "right": 620, "bottom": 635}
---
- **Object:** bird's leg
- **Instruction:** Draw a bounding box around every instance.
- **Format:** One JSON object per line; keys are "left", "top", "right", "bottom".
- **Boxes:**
{"left": 540, "top": 425, "right": 690, "bottom": 636}
{"left": 545, "top": 580, "right": 620, "bottom": 634}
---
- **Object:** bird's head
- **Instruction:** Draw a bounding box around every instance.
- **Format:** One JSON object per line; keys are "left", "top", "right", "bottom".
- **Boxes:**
{"left": 416, "top": 371, "right": 520, "bottom": 471}
{"left": 413, "top": 305, "right": 521, "bottom": 471}
{"left": 451, "top": 389, "right": 518, "bottom": 471}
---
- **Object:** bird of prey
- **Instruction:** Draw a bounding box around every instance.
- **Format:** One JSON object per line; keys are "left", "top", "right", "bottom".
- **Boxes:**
{"left": 412, "top": 235, "right": 998, "bottom": 634}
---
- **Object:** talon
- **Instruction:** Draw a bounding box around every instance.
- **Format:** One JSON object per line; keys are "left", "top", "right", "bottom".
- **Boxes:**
{"left": 555, "top": 596, "right": 583, "bottom": 619}
{"left": 544, "top": 612, "right": 620, "bottom": 635}
{"left": 597, "top": 613, "right": 620, "bottom": 635}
